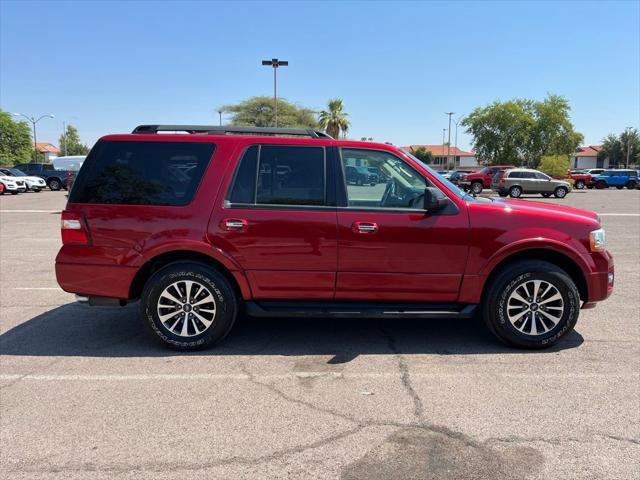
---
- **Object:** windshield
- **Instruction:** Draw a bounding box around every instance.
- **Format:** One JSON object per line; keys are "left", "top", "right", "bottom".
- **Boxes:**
{"left": 402, "top": 150, "right": 471, "bottom": 200}
{"left": 9, "top": 168, "right": 26, "bottom": 176}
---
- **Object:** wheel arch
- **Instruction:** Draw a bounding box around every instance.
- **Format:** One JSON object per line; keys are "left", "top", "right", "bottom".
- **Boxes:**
{"left": 480, "top": 248, "right": 588, "bottom": 303}
{"left": 128, "top": 250, "right": 251, "bottom": 301}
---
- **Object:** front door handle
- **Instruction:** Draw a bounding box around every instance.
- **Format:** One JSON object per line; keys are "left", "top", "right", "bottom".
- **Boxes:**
{"left": 352, "top": 222, "right": 379, "bottom": 234}
{"left": 221, "top": 218, "right": 247, "bottom": 231}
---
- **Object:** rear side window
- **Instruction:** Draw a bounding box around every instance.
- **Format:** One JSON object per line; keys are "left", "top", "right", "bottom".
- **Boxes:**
{"left": 227, "top": 145, "right": 325, "bottom": 206}
{"left": 70, "top": 141, "right": 215, "bottom": 205}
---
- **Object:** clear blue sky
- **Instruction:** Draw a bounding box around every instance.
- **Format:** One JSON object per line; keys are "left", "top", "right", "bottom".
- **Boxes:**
{"left": 1, "top": 0, "right": 638, "bottom": 150}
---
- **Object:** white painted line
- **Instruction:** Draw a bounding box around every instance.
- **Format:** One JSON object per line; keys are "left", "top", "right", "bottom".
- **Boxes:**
{"left": 599, "top": 213, "right": 640, "bottom": 216}
{"left": 0, "top": 210, "right": 60, "bottom": 213}
{"left": 0, "top": 372, "right": 636, "bottom": 382}
{"left": 11, "top": 287, "right": 62, "bottom": 291}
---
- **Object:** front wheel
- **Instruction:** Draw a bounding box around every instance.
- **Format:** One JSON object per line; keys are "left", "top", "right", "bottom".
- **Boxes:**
{"left": 141, "top": 262, "right": 238, "bottom": 350}
{"left": 482, "top": 260, "right": 580, "bottom": 349}
{"left": 575, "top": 180, "right": 585, "bottom": 189}
{"left": 509, "top": 186, "right": 522, "bottom": 198}
{"left": 627, "top": 181, "right": 638, "bottom": 189}
{"left": 554, "top": 187, "right": 568, "bottom": 198}
{"left": 48, "top": 178, "right": 62, "bottom": 191}
{"left": 471, "top": 182, "right": 483, "bottom": 195}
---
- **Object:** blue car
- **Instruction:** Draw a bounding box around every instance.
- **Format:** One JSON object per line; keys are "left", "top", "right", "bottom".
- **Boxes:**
{"left": 592, "top": 169, "right": 638, "bottom": 190}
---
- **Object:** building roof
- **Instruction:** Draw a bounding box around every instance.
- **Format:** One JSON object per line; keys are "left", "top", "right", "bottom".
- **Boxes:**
{"left": 402, "top": 145, "right": 475, "bottom": 157}
{"left": 35, "top": 143, "right": 60, "bottom": 154}
{"left": 574, "top": 145, "right": 602, "bottom": 157}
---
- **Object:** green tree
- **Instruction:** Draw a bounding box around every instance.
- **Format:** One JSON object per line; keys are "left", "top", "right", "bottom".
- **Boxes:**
{"left": 0, "top": 110, "right": 32, "bottom": 165}
{"left": 318, "top": 98, "right": 350, "bottom": 139}
{"left": 463, "top": 94, "right": 582, "bottom": 168}
{"left": 412, "top": 147, "right": 434, "bottom": 164}
{"left": 221, "top": 96, "right": 318, "bottom": 129}
{"left": 600, "top": 129, "right": 640, "bottom": 167}
{"left": 58, "top": 124, "right": 89, "bottom": 156}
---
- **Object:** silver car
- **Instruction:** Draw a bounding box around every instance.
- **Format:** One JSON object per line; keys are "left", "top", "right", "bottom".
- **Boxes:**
{"left": 492, "top": 168, "right": 572, "bottom": 198}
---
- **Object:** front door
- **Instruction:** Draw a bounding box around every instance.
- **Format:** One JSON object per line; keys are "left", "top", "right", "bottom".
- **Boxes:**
{"left": 335, "top": 148, "right": 469, "bottom": 303}
{"left": 210, "top": 144, "right": 338, "bottom": 300}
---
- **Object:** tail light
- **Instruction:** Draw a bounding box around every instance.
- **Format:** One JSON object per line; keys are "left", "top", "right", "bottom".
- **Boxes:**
{"left": 61, "top": 210, "right": 90, "bottom": 245}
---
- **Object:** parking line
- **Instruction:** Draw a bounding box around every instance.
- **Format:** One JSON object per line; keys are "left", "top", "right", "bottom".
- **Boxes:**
{"left": 0, "top": 210, "right": 60, "bottom": 213}
{"left": 11, "top": 287, "right": 62, "bottom": 291}
{"left": 599, "top": 213, "right": 640, "bottom": 216}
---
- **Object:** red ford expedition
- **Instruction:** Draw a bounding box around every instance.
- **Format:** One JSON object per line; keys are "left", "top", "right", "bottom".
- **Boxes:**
{"left": 56, "top": 125, "right": 614, "bottom": 350}
{"left": 460, "top": 165, "right": 515, "bottom": 194}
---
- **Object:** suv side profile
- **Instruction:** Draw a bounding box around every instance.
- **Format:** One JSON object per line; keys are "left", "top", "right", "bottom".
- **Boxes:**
{"left": 56, "top": 125, "right": 614, "bottom": 351}
{"left": 492, "top": 169, "right": 572, "bottom": 198}
{"left": 592, "top": 170, "right": 638, "bottom": 190}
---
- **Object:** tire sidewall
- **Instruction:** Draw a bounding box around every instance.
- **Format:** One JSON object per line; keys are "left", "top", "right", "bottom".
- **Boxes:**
{"left": 554, "top": 187, "right": 567, "bottom": 198}
{"left": 48, "top": 179, "right": 61, "bottom": 190}
{"left": 485, "top": 265, "right": 580, "bottom": 348}
{"left": 509, "top": 186, "right": 522, "bottom": 198}
{"left": 575, "top": 180, "right": 585, "bottom": 189}
{"left": 142, "top": 264, "right": 237, "bottom": 350}
{"left": 472, "top": 182, "right": 483, "bottom": 194}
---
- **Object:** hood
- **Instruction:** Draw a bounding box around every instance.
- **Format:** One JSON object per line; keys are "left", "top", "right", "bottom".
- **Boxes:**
{"left": 491, "top": 196, "right": 599, "bottom": 222}
{"left": 22, "top": 175, "right": 46, "bottom": 182}
{"left": 0, "top": 175, "right": 19, "bottom": 183}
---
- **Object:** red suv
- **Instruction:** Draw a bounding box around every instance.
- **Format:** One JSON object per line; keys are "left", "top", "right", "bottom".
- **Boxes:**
{"left": 56, "top": 125, "right": 613, "bottom": 350}
{"left": 460, "top": 165, "right": 515, "bottom": 194}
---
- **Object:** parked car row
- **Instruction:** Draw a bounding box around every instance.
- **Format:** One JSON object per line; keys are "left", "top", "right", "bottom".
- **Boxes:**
{"left": 0, "top": 167, "right": 46, "bottom": 194}
{"left": 0, "top": 157, "right": 86, "bottom": 195}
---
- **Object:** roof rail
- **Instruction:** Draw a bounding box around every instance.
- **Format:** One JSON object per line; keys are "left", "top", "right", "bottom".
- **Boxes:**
{"left": 131, "top": 125, "right": 333, "bottom": 139}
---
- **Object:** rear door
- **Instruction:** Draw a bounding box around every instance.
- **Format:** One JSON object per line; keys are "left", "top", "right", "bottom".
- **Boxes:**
{"left": 210, "top": 144, "right": 338, "bottom": 300}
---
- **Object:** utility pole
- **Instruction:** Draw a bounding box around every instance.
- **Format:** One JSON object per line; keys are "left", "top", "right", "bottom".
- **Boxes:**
{"left": 442, "top": 128, "right": 447, "bottom": 168}
{"left": 218, "top": 110, "right": 224, "bottom": 126}
{"left": 13, "top": 113, "right": 55, "bottom": 162}
{"left": 261, "top": 58, "right": 289, "bottom": 127}
{"left": 445, "top": 112, "right": 454, "bottom": 169}
{"left": 454, "top": 114, "right": 465, "bottom": 166}
{"left": 62, "top": 121, "right": 67, "bottom": 156}
{"left": 625, "top": 127, "right": 633, "bottom": 168}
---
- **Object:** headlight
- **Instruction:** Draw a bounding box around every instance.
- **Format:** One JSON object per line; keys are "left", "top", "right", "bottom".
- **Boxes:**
{"left": 590, "top": 228, "right": 606, "bottom": 252}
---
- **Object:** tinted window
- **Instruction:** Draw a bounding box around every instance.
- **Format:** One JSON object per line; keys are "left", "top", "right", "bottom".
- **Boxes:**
{"left": 520, "top": 172, "right": 536, "bottom": 179}
{"left": 43, "top": 164, "right": 55, "bottom": 171}
{"left": 508, "top": 171, "right": 522, "bottom": 178}
{"left": 70, "top": 140, "right": 215, "bottom": 205}
{"left": 228, "top": 146, "right": 258, "bottom": 204}
{"left": 256, "top": 146, "right": 325, "bottom": 206}
{"left": 534, "top": 172, "right": 549, "bottom": 180}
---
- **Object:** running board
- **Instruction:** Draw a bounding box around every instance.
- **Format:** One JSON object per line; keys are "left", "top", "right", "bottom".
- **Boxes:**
{"left": 246, "top": 302, "right": 477, "bottom": 319}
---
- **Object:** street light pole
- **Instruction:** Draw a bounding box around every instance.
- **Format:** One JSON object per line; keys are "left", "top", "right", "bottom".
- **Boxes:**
{"left": 625, "top": 126, "right": 633, "bottom": 168}
{"left": 261, "top": 58, "right": 288, "bottom": 127}
{"left": 442, "top": 128, "right": 447, "bottom": 168}
{"left": 454, "top": 114, "right": 465, "bottom": 166}
{"left": 217, "top": 110, "right": 223, "bottom": 126}
{"left": 13, "top": 113, "right": 55, "bottom": 162}
{"left": 445, "top": 112, "right": 454, "bottom": 168}
{"left": 62, "top": 121, "right": 67, "bottom": 156}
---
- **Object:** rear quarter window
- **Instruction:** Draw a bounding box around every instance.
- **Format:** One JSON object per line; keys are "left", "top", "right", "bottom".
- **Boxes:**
{"left": 69, "top": 140, "right": 215, "bottom": 205}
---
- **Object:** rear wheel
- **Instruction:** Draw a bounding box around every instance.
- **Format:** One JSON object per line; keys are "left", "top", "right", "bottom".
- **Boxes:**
{"left": 141, "top": 262, "right": 238, "bottom": 350}
{"left": 627, "top": 181, "right": 638, "bottom": 189}
{"left": 471, "top": 182, "right": 483, "bottom": 195}
{"left": 482, "top": 260, "right": 579, "bottom": 349}
{"left": 508, "top": 186, "right": 522, "bottom": 198}
{"left": 575, "top": 180, "right": 585, "bottom": 189}
{"left": 554, "top": 186, "right": 568, "bottom": 198}
{"left": 48, "top": 178, "right": 62, "bottom": 191}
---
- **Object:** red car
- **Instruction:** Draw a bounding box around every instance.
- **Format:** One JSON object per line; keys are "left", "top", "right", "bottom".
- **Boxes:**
{"left": 56, "top": 125, "right": 613, "bottom": 350}
{"left": 459, "top": 165, "right": 515, "bottom": 194}
{"left": 553, "top": 169, "right": 592, "bottom": 190}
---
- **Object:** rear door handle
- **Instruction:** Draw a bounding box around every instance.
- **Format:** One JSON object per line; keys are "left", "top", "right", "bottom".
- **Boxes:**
{"left": 352, "top": 222, "right": 379, "bottom": 234}
{"left": 221, "top": 218, "right": 247, "bottom": 231}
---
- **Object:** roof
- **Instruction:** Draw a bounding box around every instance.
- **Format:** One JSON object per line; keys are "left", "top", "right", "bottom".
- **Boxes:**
{"left": 35, "top": 143, "right": 60, "bottom": 154}
{"left": 574, "top": 145, "right": 602, "bottom": 157}
{"left": 402, "top": 145, "right": 475, "bottom": 157}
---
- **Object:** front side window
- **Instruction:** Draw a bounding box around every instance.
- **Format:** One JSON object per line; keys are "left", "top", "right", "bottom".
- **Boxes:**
{"left": 227, "top": 145, "right": 326, "bottom": 207}
{"left": 341, "top": 148, "right": 427, "bottom": 209}
{"left": 535, "top": 172, "right": 550, "bottom": 180}
{"left": 70, "top": 140, "right": 215, "bottom": 205}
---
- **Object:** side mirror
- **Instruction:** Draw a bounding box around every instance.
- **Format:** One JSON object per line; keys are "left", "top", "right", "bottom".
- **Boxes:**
{"left": 423, "top": 187, "right": 447, "bottom": 211}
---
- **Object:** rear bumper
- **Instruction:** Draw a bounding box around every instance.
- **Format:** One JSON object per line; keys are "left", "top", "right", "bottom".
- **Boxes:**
{"left": 56, "top": 262, "right": 137, "bottom": 299}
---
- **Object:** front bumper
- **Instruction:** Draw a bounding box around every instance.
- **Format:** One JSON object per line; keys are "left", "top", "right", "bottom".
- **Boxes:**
{"left": 583, "top": 250, "right": 614, "bottom": 305}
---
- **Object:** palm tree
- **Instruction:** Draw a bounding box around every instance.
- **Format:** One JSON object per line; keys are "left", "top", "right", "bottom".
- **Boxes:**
{"left": 318, "top": 99, "right": 350, "bottom": 139}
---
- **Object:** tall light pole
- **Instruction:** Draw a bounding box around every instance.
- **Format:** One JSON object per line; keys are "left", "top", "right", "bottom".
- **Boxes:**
{"left": 13, "top": 113, "right": 55, "bottom": 162}
{"left": 442, "top": 128, "right": 447, "bottom": 168}
{"left": 625, "top": 126, "right": 633, "bottom": 168}
{"left": 445, "top": 112, "right": 454, "bottom": 168}
{"left": 217, "top": 110, "right": 224, "bottom": 126}
{"left": 261, "top": 58, "right": 288, "bottom": 127}
{"left": 454, "top": 114, "right": 465, "bottom": 166}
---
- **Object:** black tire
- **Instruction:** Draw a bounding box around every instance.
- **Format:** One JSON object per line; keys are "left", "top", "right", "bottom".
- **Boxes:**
{"left": 508, "top": 185, "right": 522, "bottom": 198}
{"left": 499, "top": 192, "right": 508, "bottom": 197}
{"left": 627, "top": 181, "right": 638, "bottom": 189}
{"left": 575, "top": 180, "right": 585, "bottom": 189}
{"left": 471, "top": 182, "right": 483, "bottom": 195}
{"left": 541, "top": 193, "right": 552, "bottom": 198}
{"left": 141, "top": 262, "right": 238, "bottom": 351}
{"left": 482, "top": 260, "right": 580, "bottom": 349}
{"left": 48, "top": 178, "right": 62, "bottom": 191}
{"left": 554, "top": 186, "right": 568, "bottom": 198}
{"left": 11, "top": 191, "right": 19, "bottom": 195}
{"left": 33, "top": 188, "right": 41, "bottom": 193}
{"left": 595, "top": 181, "right": 607, "bottom": 189}
{"left": 615, "top": 185, "right": 624, "bottom": 190}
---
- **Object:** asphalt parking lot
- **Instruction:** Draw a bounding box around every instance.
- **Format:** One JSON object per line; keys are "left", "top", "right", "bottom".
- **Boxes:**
{"left": 1, "top": 189, "right": 638, "bottom": 480}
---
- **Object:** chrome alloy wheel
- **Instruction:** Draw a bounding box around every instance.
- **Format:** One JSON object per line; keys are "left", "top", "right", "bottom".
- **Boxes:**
{"left": 506, "top": 280, "right": 564, "bottom": 336}
{"left": 156, "top": 280, "right": 216, "bottom": 337}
